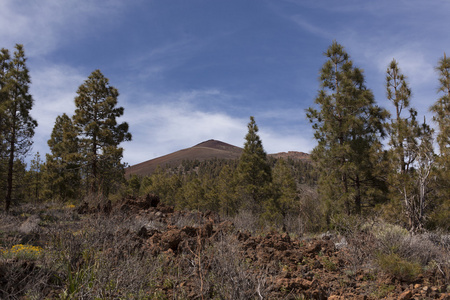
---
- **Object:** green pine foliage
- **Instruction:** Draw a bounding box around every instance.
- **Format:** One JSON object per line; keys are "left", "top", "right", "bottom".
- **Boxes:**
{"left": 0, "top": 40, "right": 448, "bottom": 233}
{"left": 217, "top": 164, "right": 239, "bottom": 216}
{"left": 272, "top": 158, "right": 299, "bottom": 218}
{"left": 385, "top": 59, "right": 436, "bottom": 231}
{"left": 429, "top": 53, "right": 450, "bottom": 230}
{"left": 0, "top": 48, "right": 10, "bottom": 165}
{"left": 73, "top": 69, "right": 132, "bottom": 196}
{"left": 0, "top": 44, "right": 37, "bottom": 211}
{"left": 236, "top": 116, "right": 272, "bottom": 213}
{"left": 306, "top": 41, "right": 388, "bottom": 218}
{"left": 44, "top": 114, "right": 81, "bottom": 201}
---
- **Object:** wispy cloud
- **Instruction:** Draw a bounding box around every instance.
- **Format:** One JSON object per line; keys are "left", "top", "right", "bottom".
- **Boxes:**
{"left": 289, "top": 15, "right": 331, "bottom": 39}
{"left": 0, "top": 0, "right": 125, "bottom": 56}
{"left": 124, "top": 37, "right": 204, "bottom": 81}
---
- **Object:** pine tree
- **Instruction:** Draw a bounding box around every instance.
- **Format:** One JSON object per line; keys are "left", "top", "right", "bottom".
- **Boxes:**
{"left": 432, "top": 53, "right": 450, "bottom": 157}
{"left": 0, "top": 48, "right": 10, "bottom": 161}
{"left": 0, "top": 49, "right": 10, "bottom": 199}
{"left": 217, "top": 164, "right": 238, "bottom": 216}
{"left": 236, "top": 116, "right": 272, "bottom": 213}
{"left": 386, "top": 59, "right": 417, "bottom": 174}
{"left": 24, "top": 152, "right": 44, "bottom": 203}
{"left": 306, "top": 41, "right": 388, "bottom": 217}
{"left": 386, "top": 59, "right": 435, "bottom": 231}
{"left": 272, "top": 158, "right": 298, "bottom": 218}
{"left": 1, "top": 44, "right": 37, "bottom": 211}
{"left": 45, "top": 113, "right": 81, "bottom": 200}
{"left": 73, "top": 70, "right": 131, "bottom": 195}
{"left": 429, "top": 53, "right": 450, "bottom": 229}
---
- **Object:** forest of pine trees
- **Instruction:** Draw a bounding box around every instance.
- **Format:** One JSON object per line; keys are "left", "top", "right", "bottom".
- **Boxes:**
{"left": 1, "top": 42, "right": 449, "bottom": 232}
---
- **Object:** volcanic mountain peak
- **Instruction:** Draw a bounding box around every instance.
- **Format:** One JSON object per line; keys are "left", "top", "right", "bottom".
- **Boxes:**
{"left": 125, "top": 139, "right": 310, "bottom": 177}
{"left": 192, "top": 139, "right": 242, "bottom": 153}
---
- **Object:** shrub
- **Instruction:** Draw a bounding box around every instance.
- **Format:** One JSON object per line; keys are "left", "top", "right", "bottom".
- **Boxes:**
{"left": 376, "top": 252, "right": 421, "bottom": 282}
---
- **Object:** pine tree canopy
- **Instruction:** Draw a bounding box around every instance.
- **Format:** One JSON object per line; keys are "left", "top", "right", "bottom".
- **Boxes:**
{"left": 73, "top": 69, "right": 131, "bottom": 194}
{"left": 307, "top": 41, "right": 388, "bottom": 215}
{"left": 0, "top": 44, "right": 37, "bottom": 211}
{"left": 236, "top": 116, "right": 272, "bottom": 212}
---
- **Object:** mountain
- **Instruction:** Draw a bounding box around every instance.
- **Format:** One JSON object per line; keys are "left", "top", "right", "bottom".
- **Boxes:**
{"left": 125, "top": 139, "right": 309, "bottom": 177}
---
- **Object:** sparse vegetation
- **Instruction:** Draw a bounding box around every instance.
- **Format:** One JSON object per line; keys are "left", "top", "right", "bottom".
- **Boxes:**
{"left": 1, "top": 41, "right": 449, "bottom": 298}
{"left": 0, "top": 200, "right": 449, "bottom": 299}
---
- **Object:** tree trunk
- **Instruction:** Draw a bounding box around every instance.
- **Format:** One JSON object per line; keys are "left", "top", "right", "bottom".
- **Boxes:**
{"left": 355, "top": 175, "right": 361, "bottom": 214}
{"left": 5, "top": 124, "right": 15, "bottom": 212}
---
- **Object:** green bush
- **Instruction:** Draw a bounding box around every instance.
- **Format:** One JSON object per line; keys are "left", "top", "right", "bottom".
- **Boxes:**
{"left": 376, "top": 252, "right": 421, "bottom": 282}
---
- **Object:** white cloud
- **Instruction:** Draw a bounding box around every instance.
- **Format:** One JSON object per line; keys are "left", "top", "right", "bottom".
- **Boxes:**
{"left": 260, "top": 129, "right": 314, "bottom": 155}
{"left": 0, "top": 0, "right": 125, "bottom": 57}
{"left": 358, "top": 45, "right": 436, "bottom": 89}
{"left": 29, "top": 64, "right": 85, "bottom": 157}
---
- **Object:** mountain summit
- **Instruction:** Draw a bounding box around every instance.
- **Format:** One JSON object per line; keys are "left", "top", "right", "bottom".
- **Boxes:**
{"left": 125, "top": 139, "right": 309, "bottom": 177}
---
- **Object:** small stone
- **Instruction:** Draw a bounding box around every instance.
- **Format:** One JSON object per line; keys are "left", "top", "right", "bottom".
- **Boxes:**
{"left": 398, "top": 290, "right": 412, "bottom": 300}
{"left": 19, "top": 215, "right": 41, "bottom": 234}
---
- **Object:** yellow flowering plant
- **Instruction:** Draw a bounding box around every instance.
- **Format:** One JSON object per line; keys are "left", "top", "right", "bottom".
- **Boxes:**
{"left": 1, "top": 244, "right": 43, "bottom": 260}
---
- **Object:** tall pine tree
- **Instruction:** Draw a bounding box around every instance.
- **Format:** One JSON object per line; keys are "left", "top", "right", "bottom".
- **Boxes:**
{"left": 0, "top": 48, "right": 10, "bottom": 199}
{"left": 386, "top": 59, "right": 434, "bottom": 231}
{"left": 0, "top": 44, "right": 37, "bottom": 211}
{"left": 306, "top": 41, "right": 387, "bottom": 217}
{"left": 73, "top": 70, "right": 131, "bottom": 195}
{"left": 236, "top": 116, "right": 272, "bottom": 213}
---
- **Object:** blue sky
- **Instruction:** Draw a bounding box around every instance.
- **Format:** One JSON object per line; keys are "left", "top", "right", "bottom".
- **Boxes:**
{"left": 1, "top": 0, "right": 449, "bottom": 166}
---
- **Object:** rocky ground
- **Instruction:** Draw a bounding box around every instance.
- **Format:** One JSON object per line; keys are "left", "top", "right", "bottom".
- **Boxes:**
{"left": 1, "top": 195, "right": 449, "bottom": 299}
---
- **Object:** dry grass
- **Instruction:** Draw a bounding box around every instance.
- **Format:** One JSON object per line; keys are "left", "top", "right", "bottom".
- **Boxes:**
{"left": 0, "top": 203, "right": 270, "bottom": 299}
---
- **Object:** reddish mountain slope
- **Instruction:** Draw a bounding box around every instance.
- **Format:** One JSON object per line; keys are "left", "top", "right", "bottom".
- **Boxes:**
{"left": 125, "top": 140, "right": 242, "bottom": 177}
{"left": 125, "top": 139, "right": 310, "bottom": 177}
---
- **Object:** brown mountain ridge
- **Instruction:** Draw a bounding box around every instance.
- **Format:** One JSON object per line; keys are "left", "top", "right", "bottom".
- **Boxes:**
{"left": 125, "top": 139, "right": 310, "bottom": 177}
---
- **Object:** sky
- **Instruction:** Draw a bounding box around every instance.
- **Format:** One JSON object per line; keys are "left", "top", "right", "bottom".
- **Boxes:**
{"left": 1, "top": 0, "right": 449, "bottom": 166}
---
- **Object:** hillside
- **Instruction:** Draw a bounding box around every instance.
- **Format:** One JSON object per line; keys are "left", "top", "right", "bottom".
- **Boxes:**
{"left": 125, "top": 139, "right": 310, "bottom": 177}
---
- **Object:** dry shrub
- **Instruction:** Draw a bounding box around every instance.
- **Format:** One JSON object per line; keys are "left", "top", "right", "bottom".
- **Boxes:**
{"left": 1, "top": 203, "right": 171, "bottom": 299}
{"left": 331, "top": 214, "right": 378, "bottom": 272}
{"left": 183, "top": 231, "right": 268, "bottom": 300}
{"left": 230, "top": 210, "right": 261, "bottom": 234}
{"left": 297, "top": 186, "right": 326, "bottom": 233}
{"left": 374, "top": 223, "right": 447, "bottom": 265}
{"left": 283, "top": 212, "right": 306, "bottom": 236}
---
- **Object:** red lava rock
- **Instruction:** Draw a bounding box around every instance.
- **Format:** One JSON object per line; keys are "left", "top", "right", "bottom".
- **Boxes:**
{"left": 160, "top": 229, "right": 183, "bottom": 252}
